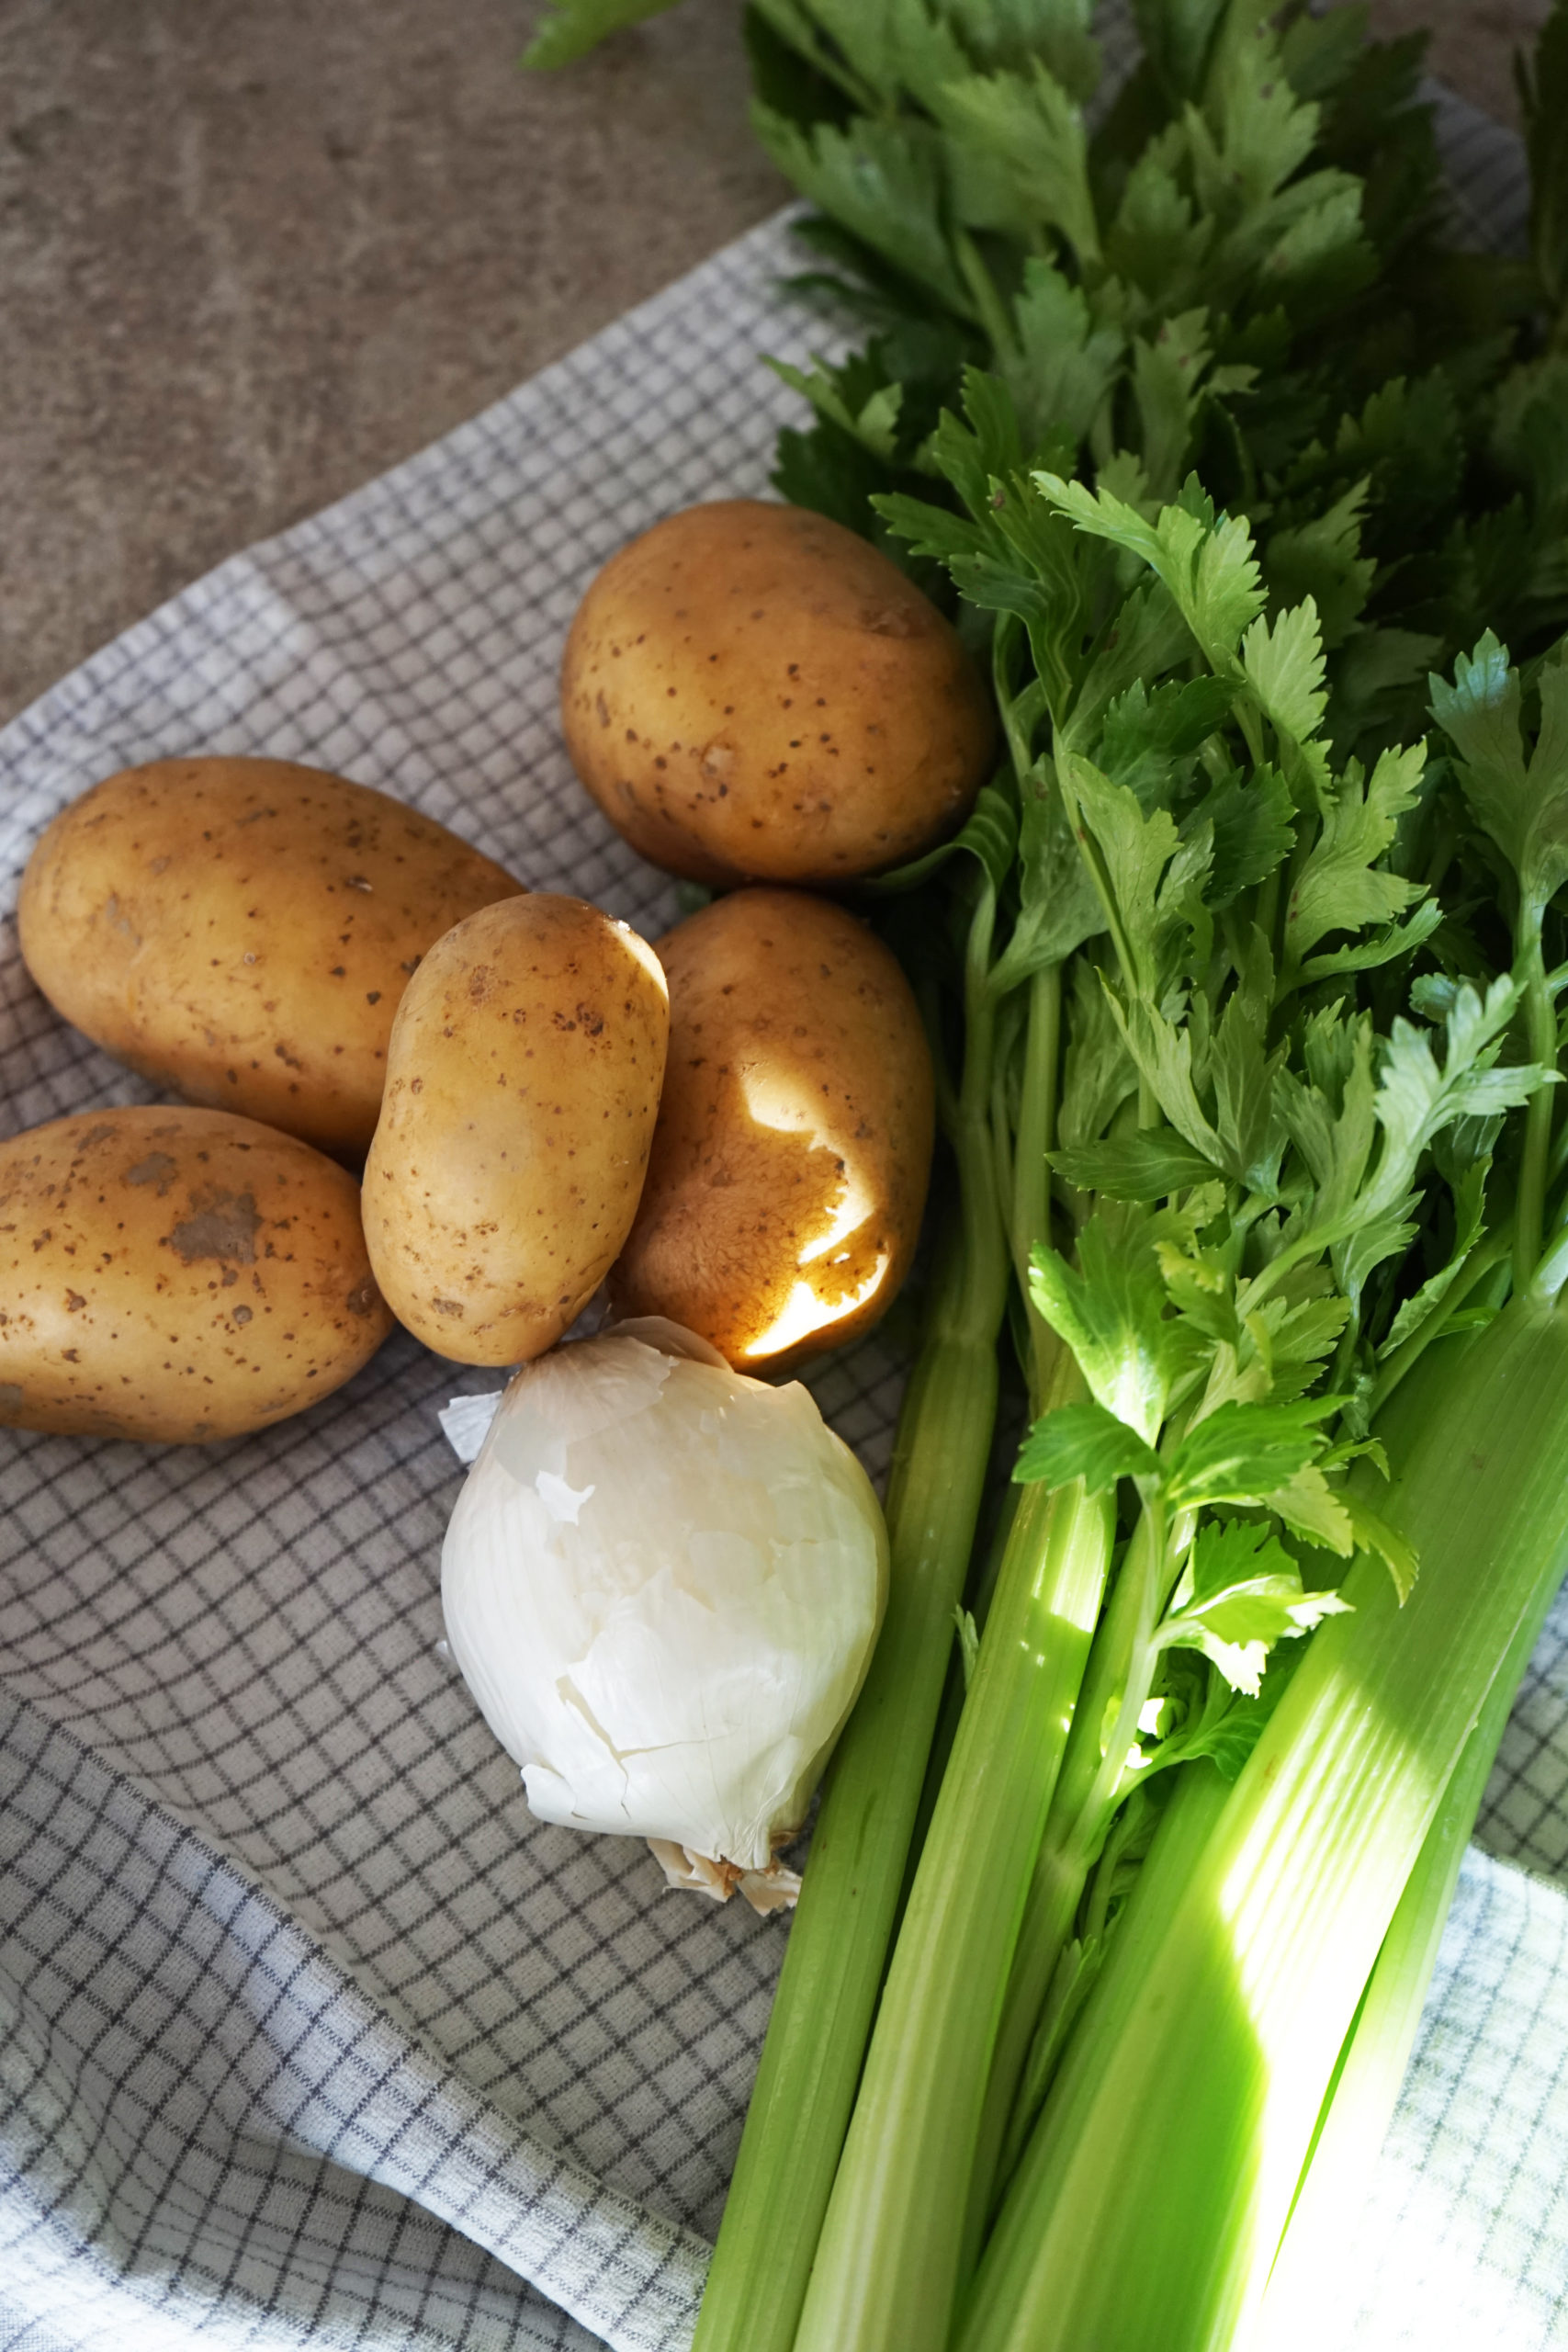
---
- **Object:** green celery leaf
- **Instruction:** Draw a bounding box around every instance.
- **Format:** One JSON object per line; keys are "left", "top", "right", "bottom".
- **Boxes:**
{"left": 1280, "top": 6, "right": 1373, "bottom": 105}
{"left": 1155, "top": 1236, "right": 1238, "bottom": 1349}
{"left": 1165, "top": 1396, "right": 1339, "bottom": 1511}
{"left": 1004, "top": 260, "right": 1124, "bottom": 449}
{"left": 1058, "top": 752, "right": 1181, "bottom": 996}
{"left": 1280, "top": 741, "right": 1427, "bottom": 971}
{"left": 1373, "top": 978, "right": 1548, "bottom": 1195}
{"left": 1105, "top": 136, "right": 1214, "bottom": 301}
{"left": 1056, "top": 959, "right": 1140, "bottom": 1152}
{"left": 1230, "top": 175, "right": 1377, "bottom": 325}
{"left": 1326, "top": 627, "right": 1445, "bottom": 755}
{"left": 988, "top": 763, "right": 1105, "bottom": 993}
{"left": 1188, "top": 762, "right": 1296, "bottom": 906}
{"left": 1337, "top": 373, "right": 1463, "bottom": 538}
{"left": 1429, "top": 631, "right": 1568, "bottom": 926}
{"left": 1264, "top": 483, "right": 1376, "bottom": 650}
{"left": 934, "top": 62, "right": 1100, "bottom": 261}
{"left": 759, "top": 0, "right": 968, "bottom": 116}
{"left": 523, "top": 0, "right": 680, "bottom": 66}
{"left": 1342, "top": 1491, "right": 1418, "bottom": 1602}
{"left": 1098, "top": 673, "right": 1236, "bottom": 810}
{"left": 1190, "top": 9, "right": 1321, "bottom": 211}
{"left": 1109, "top": 991, "right": 1228, "bottom": 1168}
{"left": 1251, "top": 1289, "right": 1352, "bottom": 1406}
{"left": 1207, "top": 929, "right": 1285, "bottom": 1188}
{"left": 1133, "top": 308, "right": 1213, "bottom": 501}
{"left": 861, "top": 778, "right": 1018, "bottom": 895}
{"left": 1014, "top": 1399, "right": 1163, "bottom": 1492}
{"left": 1065, "top": 582, "right": 1196, "bottom": 752}
{"left": 1133, "top": 0, "right": 1228, "bottom": 102}
{"left": 1295, "top": 897, "right": 1442, "bottom": 985}
{"left": 753, "top": 107, "right": 975, "bottom": 315}
{"left": 874, "top": 492, "right": 991, "bottom": 570}
{"left": 773, "top": 418, "right": 892, "bottom": 536}
{"left": 942, "top": 0, "right": 1101, "bottom": 101}
{"left": 1265, "top": 1462, "right": 1356, "bottom": 1554}
{"left": 949, "top": 365, "right": 1028, "bottom": 485}
{"left": 766, "top": 355, "right": 903, "bottom": 461}
{"left": 1028, "top": 1206, "right": 1203, "bottom": 1440}
{"left": 1146, "top": 1634, "right": 1311, "bottom": 1782}
{"left": 1275, "top": 971, "right": 1555, "bottom": 1306}
{"left": 1272, "top": 1005, "right": 1379, "bottom": 1231}
{"left": 1378, "top": 1156, "right": 1490, "bottom": 1358}
{"left": 1241, "top": 596, "right": 1328, "bottom": 746}
{"left": 1158, "top": 1566, "right": 1351, "bottom": 1696}
{"left": 1037, "top": 472, "right": 1267, "bottom": 677}
{"left": 1051, "top": 1131, "right": 1223, "bottom": 1201}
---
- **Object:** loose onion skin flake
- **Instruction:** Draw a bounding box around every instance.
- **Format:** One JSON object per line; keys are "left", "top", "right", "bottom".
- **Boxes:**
{"left": 441, "top": 1317, "right": 888, "bottom": 1909}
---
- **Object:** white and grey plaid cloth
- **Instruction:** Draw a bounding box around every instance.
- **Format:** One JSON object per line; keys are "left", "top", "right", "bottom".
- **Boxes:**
{"left": 4, "top": 43, "right": 1568, "bottom": 2352}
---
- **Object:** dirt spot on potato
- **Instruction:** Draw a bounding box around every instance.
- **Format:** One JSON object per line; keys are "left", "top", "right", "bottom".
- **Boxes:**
{"left": 0, "top": 1385, "right": 23, "bottom": 1416}
{"left": 124, "top": 1152, "right": 179, "bottom": 1195}
{"left": 164, "top": 1190, "right": 261, "bottom": 1265}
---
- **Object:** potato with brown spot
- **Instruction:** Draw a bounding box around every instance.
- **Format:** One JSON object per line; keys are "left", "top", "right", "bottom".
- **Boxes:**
{"left": 17, "top": 756, "right": 525, "bottom": 1159}
{"left": 610, "top": 888, "right": 934, "bottom": 1373}
{"left": 560, "top": 500, "right": 994, "bottom": 885}
{"left": 0, "top": 1105, "right": 392, "bottom": 1442}
{"left": 363, "top": 894, "right": 670, "bottom": 1364}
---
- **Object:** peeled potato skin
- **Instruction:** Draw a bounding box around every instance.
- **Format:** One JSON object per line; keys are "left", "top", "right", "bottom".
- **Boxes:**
{"left": 0, "top": 1105, "right": 392, "bottom": 1443}
{"left": 17, "top": 756, "right": 525, "bottom": 1160}
{"left": 560, "top": 500, "right": 994, "bottom": 886}
{"left": 609, "top": 888, "right": 934, "bottom": 1374}
{"left": 363, "top": 894, "right": 670, "bottom": 1366}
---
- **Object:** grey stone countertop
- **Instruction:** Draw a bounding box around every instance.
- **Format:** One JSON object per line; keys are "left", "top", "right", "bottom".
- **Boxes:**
{"left": 0, "top": 0, "right": 1551, "bottom": 732}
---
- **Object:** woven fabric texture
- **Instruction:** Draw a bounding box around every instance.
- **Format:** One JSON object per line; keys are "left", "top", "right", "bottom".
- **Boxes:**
{"left": 1, "top": 43, "right": 1566, "bottom": 2352}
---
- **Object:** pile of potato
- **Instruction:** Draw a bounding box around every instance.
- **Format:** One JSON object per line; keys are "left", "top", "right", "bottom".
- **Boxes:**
{"left": 2, "top": 501, "right": 992, "bottom": 1445}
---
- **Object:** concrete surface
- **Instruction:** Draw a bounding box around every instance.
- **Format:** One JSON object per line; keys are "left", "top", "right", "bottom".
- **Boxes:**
{"left": 0, "top": 0, "right": 1550, "bottom": 729}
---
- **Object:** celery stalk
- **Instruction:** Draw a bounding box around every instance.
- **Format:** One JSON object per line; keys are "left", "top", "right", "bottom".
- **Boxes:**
{"left": 1253, "top": 1479, "right": 1561, "bottom": 2349}
{"left": 791, "top": 1448, "right": 1112, "bottom": 2352}
{"left": 958, "top": 1291, "right": 1568, "bottom": 2352}
{"left": 689, "top": 1238, "right": 1003, "bottom": 2352}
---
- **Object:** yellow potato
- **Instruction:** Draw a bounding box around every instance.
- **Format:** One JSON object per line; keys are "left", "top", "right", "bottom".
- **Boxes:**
{"left": 609, "top": 888, "right": 934, "bottom": 1373}
{"left": 0, "top": 1105, "right": 392, "bottom": 1443}
{"left": 17, "top": 756, "right": 525, "bottom": 1160}
{"left": 560, "top": 500, "right": 994, "bottom": 886}
{"left": 363, "top": 894, "right": 670, "bottom": 1365}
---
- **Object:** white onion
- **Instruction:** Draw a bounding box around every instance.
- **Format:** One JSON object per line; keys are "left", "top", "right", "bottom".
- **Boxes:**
{"left": 440, "top": 1317, "right": 887, "bottom": 1904}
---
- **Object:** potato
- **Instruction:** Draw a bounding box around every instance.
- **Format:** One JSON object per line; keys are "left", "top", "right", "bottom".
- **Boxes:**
{"left": 363, "top": 894, "right": 670, "bottom": 1365}
{"left": 560, "top": 500, "right": 994, "bottom": 886}
{"left": 609, "top": 888, "right": 934, "bottom": 1373}
{"left": 0, "top": 1105, "right": 392, "bottom": 1443}
{"left": 17, "top": 756, "right": 525, "bottom": 1160}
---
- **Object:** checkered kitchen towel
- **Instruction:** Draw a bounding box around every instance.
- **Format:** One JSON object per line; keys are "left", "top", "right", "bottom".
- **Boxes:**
{"left": 5, "top": 40, "right": 1568, "bottom": 2352}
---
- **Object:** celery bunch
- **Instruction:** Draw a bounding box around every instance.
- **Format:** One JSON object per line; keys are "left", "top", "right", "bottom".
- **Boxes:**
{"left": 702, "top": 8, "right": 1568, "bottom": 2351}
